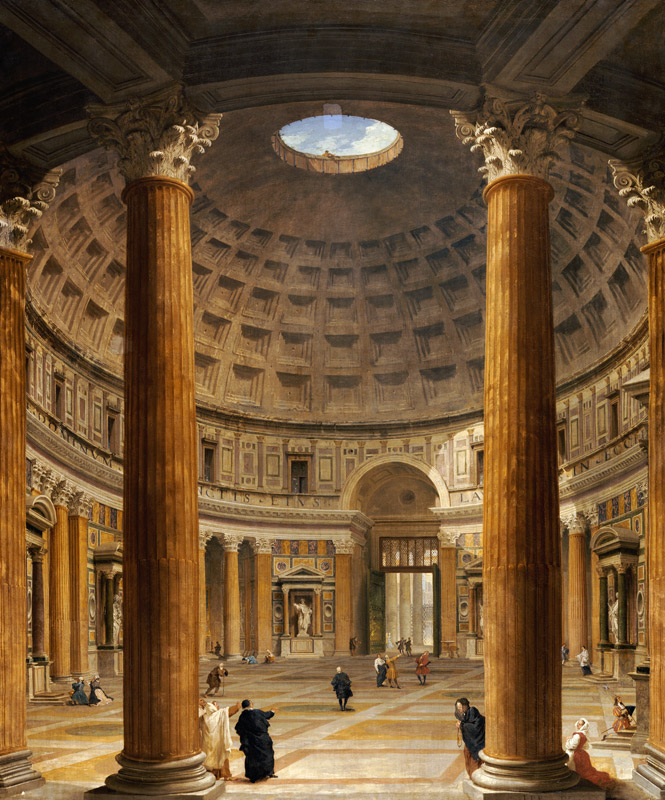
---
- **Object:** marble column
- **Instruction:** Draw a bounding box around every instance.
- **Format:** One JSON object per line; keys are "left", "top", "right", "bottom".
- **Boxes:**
{"left": 412, "top": 572, "right": 423, "bottom": 646}
{"left": 398, "top": 571, "right": 411, "bottom": 641}
{"left": 87, "top": 87, "right": 221, "bottom": 798}
{"left": 438, "top": 531, "right": 458, "bottom": 656}
{"left": 50, "top": 480, "right": 73, "bottom": 681}
{"left": 617, "top": 565, "right": 628, "bottom": 646}
{"left": 30, "top": 546, "right": 47, "bottom": 660}
{"left": 313, "top": 588, "right": 322, "bottom": 636}
{"left": 566, "top": 514, "right": 589, "bottom": 659}
{"left": 199, "top": 532, "right": 212, "bottom": 657}
{"left": 598, "top": 566, "right": 611, "bottom": 648}
{"left": 208, "top": 541, "right": 224, "bottom": 649}
{"left": 385, "top": 571, "right": 398, "bottom": 646}
{"left": 222, "top": 534, "right": 242, "bottom": 658}
{"left": 69, "top": 492, "right": 91, "bottom": 674}
{"left": 0, "top": 153, "right": 57, "bottom": 793}
{"left": 253, "top": 538, "right": 273, "bottom": 654}
{"left": 453, "top": 95, "right": 580, "bottom": 792}
{"left": 103, "top": 572, "right": 114, "bottom": 646}
{"left": 334, "top": 538, "right": 353, "bottom": 654}
{"left": 611, "top": 152, "right": 665, "bottom": 796}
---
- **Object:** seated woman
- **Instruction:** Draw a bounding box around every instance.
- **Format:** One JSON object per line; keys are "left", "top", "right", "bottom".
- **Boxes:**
{"left": 566, "top": 718, "right": 616, "bottom": 790}
{"left": 70, "top": 677, "right": 89, "bottom": 705}
{"left": 88, "top": 674, "right": 113, "bottom": 706}
{"left": 264, "top": 649, "right": 275, "bottom": 663}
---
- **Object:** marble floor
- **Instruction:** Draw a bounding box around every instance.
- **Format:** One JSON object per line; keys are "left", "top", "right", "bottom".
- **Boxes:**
{"left": 20, "top": 656, "right": 651, "bottom": 799}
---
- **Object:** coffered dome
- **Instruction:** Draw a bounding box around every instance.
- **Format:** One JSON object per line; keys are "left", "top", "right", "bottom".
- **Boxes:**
{"left": 26, "top": 101, "right": 646, "bottom": 424}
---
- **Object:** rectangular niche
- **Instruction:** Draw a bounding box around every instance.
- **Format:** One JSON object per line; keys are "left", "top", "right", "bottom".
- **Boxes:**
{"left": 297, "top": 266, "right": 320, "bottom": 288}
{"left": 230, "top": 249, "right": 257, "bottom": 274}
{"left": 413, "top": 322, "right": 445, "bottom": 359}
{"left": 200, "top": 311, "right": 231, "bottom": 345}
{"left": 420, "top": 364, "right": 456, "bottom": 402}
{"left": 318, "top": 456, "right": 333, "bottom": 482}
{"left": 279, "top": 331, "right": 312, "bottom": 365}
{"left": 373, "top": 371, "right": 410, "bottom": 408}
{"left": 452, "top": 234, "right": 484, "bottom": 266}
{"left": 226, "top": 364, "right": 264, "bottom": 405}
{"left": 80, "top": 299, "right": 109, "bottom": 349}
{"left": 395, "top": 258, "right": 421, "bottom": 284}
{"left": 195, "top": 352, "right": 221, "bottom": 395}
{"left": 326, "top": 296, "right": 356, "bottom": 323}
{"left": 285, "top": 294, "right": 316, "bottom": 321}
{"left": 276, "top": 372, "right": 311, "bottom": 410}
{"left": 426, "top": 247, "right": 457, "bottom": 276}
{"left": 327, "top": 268, "right": 354, "bottom": 288}
{"left": 325, "top": 334, "right": 359, "bottom": 366}
{"left": 238, "top": 324, "right": 271, "bottom": 358}
{"left": 324, "top": 375, "right": 362, "bottom": 410}
{"left": 365, "top": 294, "right": 395, "bottom": 323}
{"left": 201, "top": 237, "right": 231, "bottom": 264}
{"left": 245, "top": 286, "right": 278, "bottom": 318}
{"left": 370, "top": 330, "right": 403, "bottom": 365}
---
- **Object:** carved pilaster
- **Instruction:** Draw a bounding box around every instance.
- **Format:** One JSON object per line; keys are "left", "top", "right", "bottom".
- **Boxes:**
{"left": 451, "top": 92, "right": 580, "bottom": 183}
{"left": 437, "top": 527, "right": 461, "bottom": 547}
{"left": 609, "top": 150, "right": 665, "bottom": 243}
{"left": 88, "top": 86, "right": 221, "bottom": 185}
{"left": 0, "top": 149, "right": 61, "bottom": 252}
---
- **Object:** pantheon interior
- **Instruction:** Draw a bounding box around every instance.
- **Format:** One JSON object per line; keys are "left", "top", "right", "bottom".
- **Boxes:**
{"left": 1, "top": 2, "right": 665, "bottom": 799}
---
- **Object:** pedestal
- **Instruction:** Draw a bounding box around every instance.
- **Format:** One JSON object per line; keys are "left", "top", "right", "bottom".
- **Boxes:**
{"left": 97, "top": 647, "right": 123, "bottom": 677}
{"left": 280, "top": 635, "right": 325, "bottom": 658}
{"left": 629, "top": 668, "right": 650, "bottom": 754}
{"left": 0, "top": 751, "right": 44, "bottom": 797}
{"left": 613, "top": 647, "right": 636, "bottom": 683}
{"left": 463, "top": 777, "right": 606, "bottom": 800}
{"left": 635, "top": 745, "right": 665, "bottom": 799}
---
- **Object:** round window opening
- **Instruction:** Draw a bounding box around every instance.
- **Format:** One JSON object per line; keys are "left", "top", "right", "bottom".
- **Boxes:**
{"left": 272, "top": 114, "right": 403, "bottom": 174}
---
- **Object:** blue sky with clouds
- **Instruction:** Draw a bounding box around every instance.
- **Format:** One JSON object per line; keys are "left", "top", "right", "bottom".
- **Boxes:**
{"left": 279, "top": 115, "right": 399, "bottom": 156}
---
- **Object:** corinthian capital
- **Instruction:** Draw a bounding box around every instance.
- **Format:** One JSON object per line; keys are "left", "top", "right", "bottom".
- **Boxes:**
{"left": 252, "top": 537, "right": 274, "bottom": 555}
{"left": 221, "top": 533, "right": 243, "bottom": 552}
{"left": 68, "top": 491, "right": 92, "bottom": 518}
{"left": 51, "top": 479, "right": 74, "bottom": 508}
{"left": 437, "top": 527, "right": 461, "bottom": 547}
{"left": 334, "top": 537, "right": 354, "bottom": 555}
{"left": 0, "top": 149, "right": 61, "bottom": 252}
{"left": 87, "top": 85, "right": 222, "bottom": 185}
{"left": 451, "top": 92, "right": 581, "bottom": 184}
{"left": 609, "top": 149, "right": 665, "bottom": 243}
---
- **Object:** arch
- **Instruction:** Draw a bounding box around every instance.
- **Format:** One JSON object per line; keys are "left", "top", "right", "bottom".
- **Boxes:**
{"left": 339, "top": 453, "right": 450, "bottom": 510}
{"left": 26, "top": 493, "right": 57, "bottom": 531}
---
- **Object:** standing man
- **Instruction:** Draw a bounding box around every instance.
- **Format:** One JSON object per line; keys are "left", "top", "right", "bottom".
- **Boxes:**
{"left": 349, "top": 636, "right": 360, "bottom": 656}
{"left": 576, "top": 646, "right": 593, "bottom": 676}
{"left": 385, "top": 653, "right": 401, "bottom": 689}
{"left": 198, "top": 698, "right": 242, "bottom": 780}
{"left": 205, "top": 663, "right": 228, "bottom": 696}
{"left": 415, "top": 651, "right": 430, "bottom": 685}
{"left": 455, "top": 697, "right": 485, "bottom": 777}
{"left": 374, "top": 653, "right": 387, "bottom": 687}
{"left": 234, "top": 699, "right": 278, "bottom": 783}
{"left": 561, "top": 642, "right": 569, "bottom": 665}
{"left": 331, "top": 666, "right": 353, "bottom": 711}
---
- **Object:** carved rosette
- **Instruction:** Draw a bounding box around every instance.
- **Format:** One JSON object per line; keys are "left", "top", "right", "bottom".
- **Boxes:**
{"left": 451, "top": 93, "right": 580, "bottom": 183}
{"left": 68, "top": 491, "right": 92, "bottom": 518}
{"left": 0, "top": 149, "right": 61, "bottom": 252}
{"left": 221, "top": 533, "right": 243, "bottom": 552}
{"left": 252, "top": 537, "right": 274, "bottom": 555}
{"left": 87, "top": 85, "right": 222, "bottom": 185}
{"left": 333, "top": 537, "right": 354, "bottom": 555}
{"left": 609, "top": 150, "right": 665, "bottom": 243}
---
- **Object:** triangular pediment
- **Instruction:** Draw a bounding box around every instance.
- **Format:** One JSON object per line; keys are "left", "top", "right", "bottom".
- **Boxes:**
{"left": 278, "top": 564, "right": 327, "bottom": 579}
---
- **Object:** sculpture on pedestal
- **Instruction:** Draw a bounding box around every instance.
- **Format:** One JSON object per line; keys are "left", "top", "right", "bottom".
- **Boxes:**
{"left": 293, "top": 598, "right": 312, "bottom": 636}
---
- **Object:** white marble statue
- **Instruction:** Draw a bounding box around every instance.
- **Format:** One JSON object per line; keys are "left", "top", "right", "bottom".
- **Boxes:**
{"left": 293, "top": 598, "right": 312, "bottom": 636}
{"left": 113, "top": 593, "right": 123, "bottom": 645}
{"left": 609, "top": 597, "right": 619, "bottom": 642}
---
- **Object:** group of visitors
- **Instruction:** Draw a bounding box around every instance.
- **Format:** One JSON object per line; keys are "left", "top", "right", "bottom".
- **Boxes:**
{"left": 562, "top": 642, "right": 593, "bottom": 676}
{"left": 70, "top": 675, "right": 113, "bottom": 706}
{"left": 373, "top": 650, "right": 431, "bottom": 687}
{"left": 199, "top": 697, "right": 278, "bottom": 784}
{"left": 396, "top": 637, "right": 412, "bottom": 656}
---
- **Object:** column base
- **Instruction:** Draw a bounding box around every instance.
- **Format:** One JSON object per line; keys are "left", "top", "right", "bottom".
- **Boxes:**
{"left": 472, "top": 751, "right": 579, "bottom": 792}
{"left": 87, "top": 751, "right": 217, "bottom": 798}
{"left": 633, "top": 744, "right": 665, "bottom": 798}
{"left": 0, "top": 750, "right": 44, "bottom": 796}
{"left": 464, "top": 777, "right": 605, "bottom": 800}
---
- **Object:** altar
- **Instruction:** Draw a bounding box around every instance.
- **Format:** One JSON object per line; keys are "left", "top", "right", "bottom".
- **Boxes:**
{"left": 277, "top": 565, "right": 327, "bottom": 658}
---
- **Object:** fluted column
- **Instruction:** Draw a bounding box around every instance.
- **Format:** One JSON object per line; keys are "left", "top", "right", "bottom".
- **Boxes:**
{"left": 385, "top": 572, "right": 398, "bottom": 646}
{"left": 0, "top": 152, "right": 58, "bottom": 792}
{"left": 199, "top": 532, "right": 212, "bottom": 657}
{"left": 453, "top": 95, "right": 580, "bottom": 792}
{"left": 566, "top": 514, "right": 589, "bottom": 659}
{"left": 222, "top": 534, "right": 242, "bottom": 658}
{"left": 209, "top": 542, "right": 224, "bottom": 649}
{"left": 617, "top": 565, "right": 628, "bottom": 646}
{"left": 611, "top": 152, "right": 665, "bottom": 796}
{"left": 412, "top": 572, "right": 423, "bottom": 646}
{"left": 253, "top": 537, "right": 273, "bottom": 654}
{"left": 69, "top": 492, "right": 91, "bottom": 674}
{"left": 438, "top": 530, "right": 458, "bottom": 656}
{"left": 398, "top": 571, "right": 411, "bottom": 641}
{"left": 334, "top": 538, "right": 353, "bottom": 654}
{"left": 50, "top": 481, "right": 73, "bottom": 680}
{"left": 30, "top": 546, "right": 47, "bottom": 660}
{"left": 597, "top": 566, "right": 611, "bottom": 648}
{"left": 87, "top": 87, "right": 221, "bottom": 798}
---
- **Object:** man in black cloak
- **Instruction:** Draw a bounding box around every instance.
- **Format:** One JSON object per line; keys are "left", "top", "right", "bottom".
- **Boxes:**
{"left": 455, "top": 697, "right": 485, "bottom": 777}
{"left": 331, "top": 666, "right": 353, "bottom": 711}
{"left": 234, "top": 699, "right": 278, "bottom": 783}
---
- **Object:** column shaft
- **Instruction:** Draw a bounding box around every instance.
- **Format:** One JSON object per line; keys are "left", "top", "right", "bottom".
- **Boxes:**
{"left": 223, "top": 548, "right": 241, "bottom": 656}
{"left": 199, "top": 546, "right": 207, "bottom": 656}
{"left": 598, "top": 572, "right": 610, "bottom": 646}
{"left": 31, "top": 554, "right": 46, "bottom": 659}
{"left": 385, "top": 572, "right": 398, "bottom": 645}
{"left": 398, "top": 572, "right": 411, "bottom": 640}
{"left": 477, "top": 175, "right": 573, "bottom": 790}
{"left": 567, "top": 532, "right": 589, "bottom": 657}
{"left": 209, "top": 545, "right": 223, "bottom": 647}
{"left": 412, "top": 572, "right": 423, "bottom": 646}
{"left": 617, "top": 569, "right": 628, "bottom": 645}
{"left": 49, "top": 504, "right": 71, "bottom": 678}
{"left": 69, "top": 515, "right": 89, "bottom": 673}
{"left": 255, "top": 553, "right": 272, "bottom": 653}
{"left": 0, "top": 246, "right": 41, "bottom": 789}
{"left": 439, "top": 545, "right": 457, "bottom": 654}
{"left": 334, "top": 554, "right": 352, "bottom": 653}
{"left": 112, "top": 176, "right": 212, "bottom": 793}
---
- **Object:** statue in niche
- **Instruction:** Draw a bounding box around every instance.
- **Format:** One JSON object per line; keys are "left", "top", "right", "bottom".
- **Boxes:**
{"left": 293, "top": 597, "right": 312, "bottom": 637}
{"left": 113, "top": 593, "right": 123, "bottom": 645}
{"left": 608, "top": 592, "right": 619, "bottom": 642}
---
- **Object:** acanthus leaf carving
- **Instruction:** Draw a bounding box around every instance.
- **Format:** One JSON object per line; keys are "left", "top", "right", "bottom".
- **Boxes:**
{"left": 0, "top": 148, "right": 61, "bottom": 252}
{"left": 87, "top": 85, "right": 222, "bottom": 185}
{"left": 451, "top": 92, "right": 581, "bottom": 184}
{"left": 609, "top": 149, "right": 665, "bottom": 243}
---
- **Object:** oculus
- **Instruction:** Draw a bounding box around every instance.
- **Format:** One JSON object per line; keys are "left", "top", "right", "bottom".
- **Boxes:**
{"left": 272, "top": 114, "right": 403, "bottom": 174}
